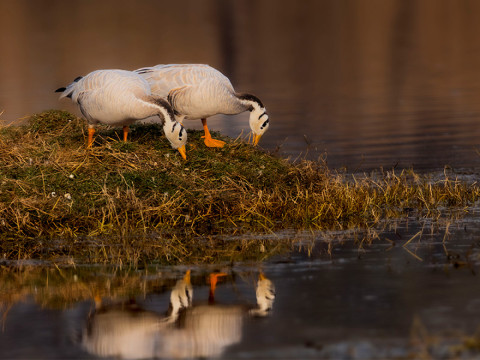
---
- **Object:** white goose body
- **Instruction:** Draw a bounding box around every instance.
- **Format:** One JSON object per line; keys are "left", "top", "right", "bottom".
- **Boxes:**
{"left": 56, "top": 69, "right": 187, "bottom": 159}
{"left": 135, "top": 64, "right": 269, "bottom": 147}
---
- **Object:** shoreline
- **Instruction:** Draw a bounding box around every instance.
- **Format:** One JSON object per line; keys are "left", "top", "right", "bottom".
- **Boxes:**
{"left": 0, "top": 110, "right": 479, "bottom": 264}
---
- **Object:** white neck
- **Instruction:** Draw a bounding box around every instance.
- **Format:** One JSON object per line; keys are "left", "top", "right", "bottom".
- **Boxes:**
{"left": 237, "top": 98, "right": 259, "bottom": 113}
{"left": 157, "top": 107, "right": 175, "bottom": 126}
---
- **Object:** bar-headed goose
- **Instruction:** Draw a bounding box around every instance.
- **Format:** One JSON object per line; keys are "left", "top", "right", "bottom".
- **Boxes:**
{"left": 135, "top": 64, "right": 269, "bottom": 147}
{"left": 56, "top": 69, "right": 187, "bottom": 159}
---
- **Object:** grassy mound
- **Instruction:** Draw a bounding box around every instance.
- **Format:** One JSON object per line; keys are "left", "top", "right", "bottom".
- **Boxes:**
{"left": 0, "top": 110, "right": 479, "bottom": 263}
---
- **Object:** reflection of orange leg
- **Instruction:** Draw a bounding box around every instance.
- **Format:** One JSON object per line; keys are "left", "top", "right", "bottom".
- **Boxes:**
{"left": 123, "top": 126, "right": 129, "bottom": 142}
{"left": 94, "top": 295, "right": 102, "bottom": 309}
{"left": 87, "top": 127, "right": 95, "bottom": 148}
{"left": 201, "top": 118, "right": 226, "bottom": 148}
{"left": 208, "top": 272, "right": 227, "bottom": 303}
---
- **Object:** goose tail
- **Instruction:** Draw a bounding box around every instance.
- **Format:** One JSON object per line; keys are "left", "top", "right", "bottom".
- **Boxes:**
{"left": 55, "top": 76, "right": 83, "bottom": 99}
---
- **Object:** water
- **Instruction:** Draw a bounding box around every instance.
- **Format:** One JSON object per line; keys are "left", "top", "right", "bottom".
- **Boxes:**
{"left": 2, "top": 216, "right": 480, "bottom": 359}
{"left": 2, "top": 1, "right": 480, "bottom": 358}
{"left": 1, "top": 0, "right": 480, "bottom": 171}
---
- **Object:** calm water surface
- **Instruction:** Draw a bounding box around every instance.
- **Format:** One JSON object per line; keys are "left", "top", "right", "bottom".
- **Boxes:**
{"left": 2, "top": 214, "right": 480, "bottom": 359}
{"left": 1, "top": 0, "right": 480, "bottom": 171}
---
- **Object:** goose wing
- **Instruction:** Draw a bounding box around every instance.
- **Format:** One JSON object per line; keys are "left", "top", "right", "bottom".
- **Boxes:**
{"left": 135, "top": 64, "right": 234, "bottom": 97}
{"left": 58, "top": 70, "right": 157, "bottom": 123}
{"left": 136, "top": 65, "right": 238, "bottom": 117}
{"left": 58, "top": 70, "right": 150, "bottom": 102}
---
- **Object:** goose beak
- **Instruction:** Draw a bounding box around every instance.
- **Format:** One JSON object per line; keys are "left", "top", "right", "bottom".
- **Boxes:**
{"left": 177, "top": 145, "right": 187, "bottom": 160}
{"left": 184, "top": 270, "right": 191, "bottom": 284}
{"left": 259, "top": 273, "right": 267, "bottom": 281}
{"left": 253, "top": 134, "right": 262, "bottom": 146}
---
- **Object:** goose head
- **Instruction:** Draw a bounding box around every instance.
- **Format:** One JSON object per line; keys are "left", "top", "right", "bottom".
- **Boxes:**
{"left": 249, "top": 105, "right": 269, "bottom": 146}
{"left": 165, "top": 121, "right": 187, "bottom": 160}
{"left": 155, "top": 98, "right": 187, "bottom": 159}
{"left": 238, "top": 94, "right": 269, "bottom": 146}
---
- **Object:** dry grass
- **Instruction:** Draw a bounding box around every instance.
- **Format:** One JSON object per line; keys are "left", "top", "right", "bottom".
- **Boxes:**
{"left": 0, "top": 110, "right": 479, "bottom": 264}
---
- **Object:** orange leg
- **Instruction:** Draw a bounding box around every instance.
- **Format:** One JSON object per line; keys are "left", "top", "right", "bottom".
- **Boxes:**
{"left": 123, "top": 126, "right": 129, "bottom": 142}
{"left": 201, "top": 118, "right": 226, "bottom": 148}
{"left": 87, "top": 127, "right": 95, "bottom": 148}
{"left": 208, "top": 272, "right": 227, "bottom": 303}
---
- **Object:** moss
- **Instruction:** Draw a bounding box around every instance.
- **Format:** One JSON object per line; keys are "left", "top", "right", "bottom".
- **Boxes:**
{"left": 0, "top": 110, "right": 479, "bottom": 264}
{"left": 28, "top": 109, "right": 78, "bottom": 134}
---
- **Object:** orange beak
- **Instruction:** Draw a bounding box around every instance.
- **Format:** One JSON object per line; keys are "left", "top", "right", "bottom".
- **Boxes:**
{"left": 253, "top": 134, "right": 261, "bottom": 146}
{"left": 177, "top": 145, "right": 187, "bottom": 160}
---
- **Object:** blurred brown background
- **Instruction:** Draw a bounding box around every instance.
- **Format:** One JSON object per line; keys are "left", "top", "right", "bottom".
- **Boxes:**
{"left": 1, "top": 0, "right": 480, "bottom": 171}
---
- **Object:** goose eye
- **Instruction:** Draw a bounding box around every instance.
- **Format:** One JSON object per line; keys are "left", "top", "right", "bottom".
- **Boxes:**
{"left": 261, "top": 119, "right": 269, "bottom": 129}
{"left": 178, "top": 126, "right": 185, "bottom": 141}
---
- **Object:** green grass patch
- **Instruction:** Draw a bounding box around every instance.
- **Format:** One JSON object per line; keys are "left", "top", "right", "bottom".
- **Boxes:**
{"left": 0, "top": 110, "right": 479, "bottom": 264}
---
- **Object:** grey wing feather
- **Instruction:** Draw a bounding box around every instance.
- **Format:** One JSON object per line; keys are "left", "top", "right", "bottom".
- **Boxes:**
{"left": 135, "top": 64, "right": 234, "bottom": 96}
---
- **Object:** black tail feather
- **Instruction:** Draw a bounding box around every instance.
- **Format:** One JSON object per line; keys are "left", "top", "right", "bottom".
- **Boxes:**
{"left": 135, "top": 68, "right": 153, "bottom": 74}
{"left": 55, "top": 75, "right": 82, "bottom": 94}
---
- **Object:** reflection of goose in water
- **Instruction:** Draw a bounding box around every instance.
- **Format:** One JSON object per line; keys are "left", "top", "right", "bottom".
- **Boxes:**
{"left": 81, "top": 298, "right": 162, "bottom": 359}
{"left": 80, "top": 271, "right": 275, "bottom": 359}
{"left": 165, "top": 270, "right": 193, "bottom": 323}
{"left": 249, "top": 272, "right": 276, "bottom": 317}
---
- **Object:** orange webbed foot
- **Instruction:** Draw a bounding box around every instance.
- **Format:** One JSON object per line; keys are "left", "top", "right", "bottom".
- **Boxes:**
{"left": 202, "top": 136, "right": 226, "bottom": 148}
